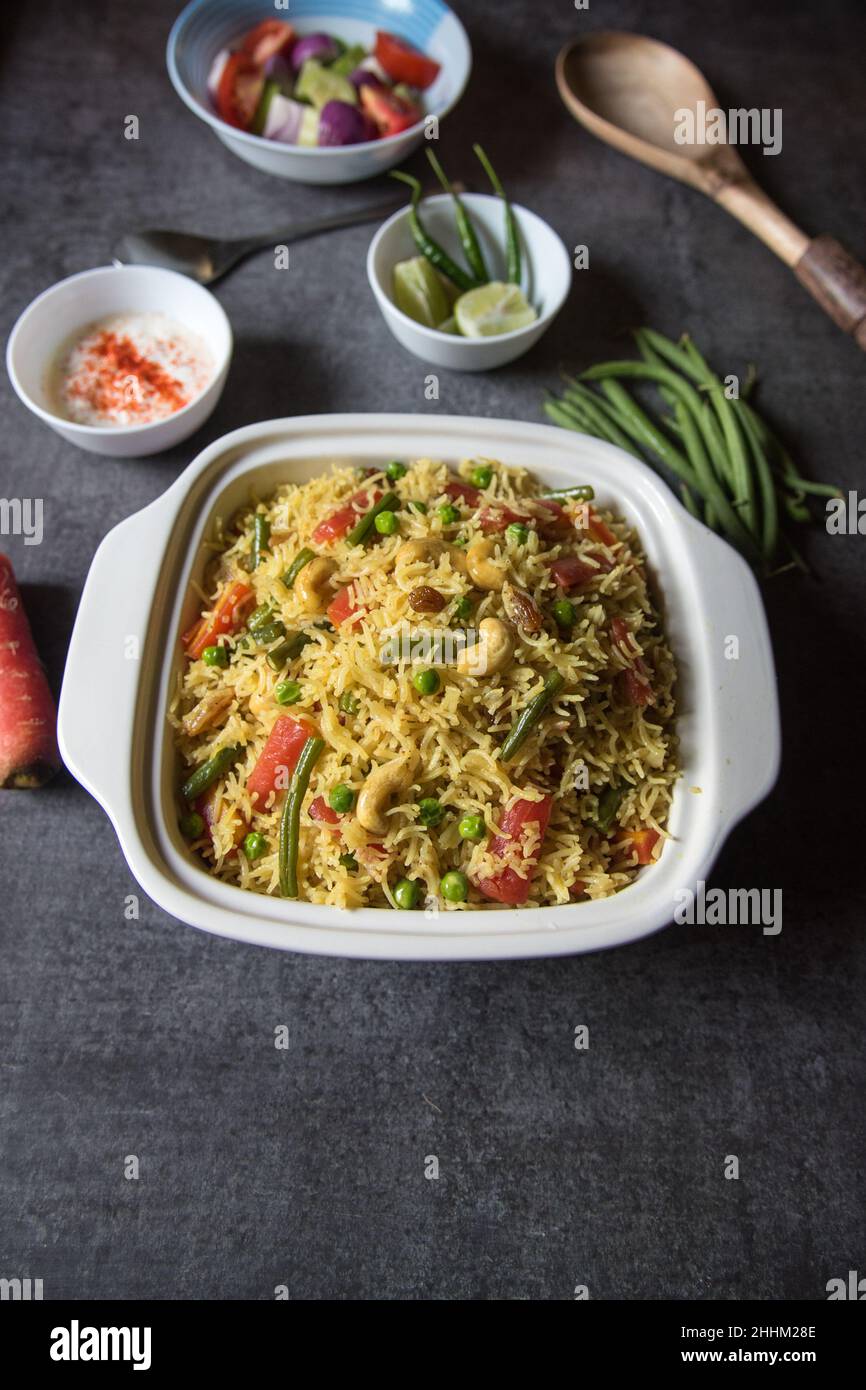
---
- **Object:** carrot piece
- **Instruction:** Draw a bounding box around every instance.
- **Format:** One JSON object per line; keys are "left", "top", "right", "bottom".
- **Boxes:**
{"left": 184, "top": 581, "right": 255, "bottom": 660}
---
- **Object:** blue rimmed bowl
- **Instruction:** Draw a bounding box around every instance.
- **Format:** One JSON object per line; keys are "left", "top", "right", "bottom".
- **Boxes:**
{"left": 167, "top": 0, "right": 472, "bottom": 184}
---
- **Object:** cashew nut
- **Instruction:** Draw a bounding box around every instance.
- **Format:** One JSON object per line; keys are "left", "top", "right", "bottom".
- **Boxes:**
{"left": 456, "top": 618, "right": 515, "bottom": 677}
{"left": 395, "top": 538, "right": 468, "bottom": 574}
{"left": 356, "top": 752, "right": 419, "bottom": 835}
{"left": 466, "top": 537, "right": 506, "bottom": 590}
{"left": 295, "top": 556, "right": 335, "bottom": 612}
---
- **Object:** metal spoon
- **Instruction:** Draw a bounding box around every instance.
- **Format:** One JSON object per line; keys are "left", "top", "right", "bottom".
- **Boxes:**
{"left": 555, "top": 30, "right": 866, "bottom": 351}
{"left": 112, "top": 193, "right": 408, "bottom": 286}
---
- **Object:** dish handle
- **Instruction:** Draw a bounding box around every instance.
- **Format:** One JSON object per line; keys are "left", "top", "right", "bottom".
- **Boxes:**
{"left": 58, "top": 501, "right": 169, "bottom": 827}
{"left": 696, "top": 525, "right": 781, "bottom": 836}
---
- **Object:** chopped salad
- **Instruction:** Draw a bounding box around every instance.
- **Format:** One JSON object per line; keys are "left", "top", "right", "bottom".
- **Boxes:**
{"left": 207, "top": 20, "right": 440, "bottom": 147}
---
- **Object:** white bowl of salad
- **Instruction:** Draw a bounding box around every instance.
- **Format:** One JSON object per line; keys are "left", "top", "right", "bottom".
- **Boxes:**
{"left": 166, "top": 0, "right": 471, "bottom": 184}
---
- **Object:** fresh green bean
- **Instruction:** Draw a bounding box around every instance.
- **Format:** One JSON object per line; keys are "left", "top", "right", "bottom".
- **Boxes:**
{"left": 672, "top": 400, "right": 758, "bottom": 555}
{"left": 346, "top": 491, "right": 399, "bottom": 548}
{"left": 473, "top": 143, "right": 520, "bottom": 284}
{"left": 680, "top": 483, "right": 701, "bottom": 520}
{"left": 499, "top": 670, "right": 565, "bottom": 763}
{"left": 426, "top": 148, "right": 489, "bottom": 284}
{"left": 594, "top": 783, "right": 626, "bottom": 834}
{"left": 279, "top": 736, "right": 325, "bottom": 898}
{"left": 251, "top": 514, "right": 270, "bottom": 570}
{"left": 253, "top": 620, "right": 287, "bottom": 645}
{"left": 560, "top": 380, "right": 651, "bottom": 459}
{"left": 736, "top": 400, "right": 779, "bottom": 559}
{"left": 181, "top": 745, "right": 241, "bottom": 802}
{"left": 267, "top": 631, "right": 314, "bottom": 671}
{"left": 390, "top": 171, "right": 477, "bottom": 292}
{"left": 282, "top": 548, "right": 315, "bottom": 589}
{"left": 545, "top": 396, "right": 643, "bottom": 461}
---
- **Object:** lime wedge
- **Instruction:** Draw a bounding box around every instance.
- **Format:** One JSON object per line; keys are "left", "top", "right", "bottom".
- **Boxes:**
{"left": 393, "top": 257, "right": 452, "bottom": 329}
{"left": 454, "top": 281, "right": 537, "bottom": 338}
{"left": 438, "top": 315, "right": 458, "bottom": 335}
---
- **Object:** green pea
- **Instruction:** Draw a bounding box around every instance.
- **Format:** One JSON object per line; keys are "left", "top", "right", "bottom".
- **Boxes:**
{"left": 438, "top": 503, "right": 460, "bottom": 525}
{"left": 386, "top": 460, "right": 408, "bottom": 482}
{"left": 339, "top": 691, "right": 360, "bottom": 715}
{"left": 413, "top": 668, "right": 440, "bottom": 696}
{"left": 418, "top": 797, "right": 445, "bottom": 828}
{"left": 339, "top": 852, "right": 358, "bottom": 873}
{"left": 393, "top": 877, "right": 422, "bottom": 909}
{"left": 452, "top": 595, "right": 473, "bottom": 622}
{"left": 440, "top": 871, "right": 469, "bottom": 903}
{"left": 329, "top": 784, "right": 355, "bottom": 813}
{"left": 375, "top": 510, "right": 399, "bottom": 536}
{"left": 179, "top": 811, "right": 204, "bottom": 840}
{"left": 408, "top": 500, "right": 428, "bottom": 515}
{"left": 470, "top": 464, "right": 493, "bottom": 488}
{"left": 506, "top": 522, "right": 530, "bottom": 544}
{"left": 553, "top": 598, "right": 576, "bottom": 628}
{"left": 458, "top": 814, "right": 486, "bottom": 841}
{"left": 275, "top": 679, "right": 302, "bottom": 705}
{"left": 242, "top": 831, "right": 268, "bottom": 861}
{"left": 202, "top": 644, "right": 228, "bottom": 668}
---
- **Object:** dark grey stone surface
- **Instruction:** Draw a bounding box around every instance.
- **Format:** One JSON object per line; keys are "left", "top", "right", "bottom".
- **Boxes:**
{"left": 1, "top": 0, "right": 864, "bottom": 1301}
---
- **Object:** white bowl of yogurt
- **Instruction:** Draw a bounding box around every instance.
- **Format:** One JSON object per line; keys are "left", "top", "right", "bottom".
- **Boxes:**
{"left": 6, "top": 265, "right": 232, "bottom": 457}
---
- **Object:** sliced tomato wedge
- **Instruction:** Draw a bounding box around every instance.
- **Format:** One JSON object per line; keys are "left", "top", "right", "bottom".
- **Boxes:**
{"left": 444, "top": 480, "right": 481, "bottom": 508}
{"left": 240, "top": 19, "right": 295, "bottom": 65}
{"left": 312, "top": 487, "right": 382, "bottom": 546}
{"left": 216, "top": 51, "right": 265, "bottom": 130}
{"left": 183, "top": 581, "right": 255, "bottom": 660}
{"left": 327, "top": 583, "right": 365, "bottom": 630}
{"left": 614, "top": 828, "right": 660, "bottom": 866}
{"left": 360, "top": 84, "right": 421, "bottom": 137}
{"left": 477, "top": 794, "right": 553, "bottom": 906}
{"left": 374, "top": 30, "right": 441, "bottom": 90}
{"left": 247, "top": 716, "right": 317, "bottom": 809}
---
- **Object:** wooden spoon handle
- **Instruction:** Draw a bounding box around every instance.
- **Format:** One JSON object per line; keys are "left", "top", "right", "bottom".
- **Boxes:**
{"left": 794, "top": 235, "right": 866, "bottom": 350}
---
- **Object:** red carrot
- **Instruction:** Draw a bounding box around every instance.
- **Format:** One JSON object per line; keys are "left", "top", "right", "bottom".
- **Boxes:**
{"left": 0, "top": 554, "right": 59, "bottom": 788}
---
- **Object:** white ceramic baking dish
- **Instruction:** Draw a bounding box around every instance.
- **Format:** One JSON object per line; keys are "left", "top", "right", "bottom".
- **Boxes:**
{"left": 58, "top": 414, "right": 780, "bottom": 960}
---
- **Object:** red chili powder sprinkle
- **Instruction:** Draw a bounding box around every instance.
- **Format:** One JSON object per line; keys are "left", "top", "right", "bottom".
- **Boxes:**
{"left": 66, "top": 330, "right": 189, "bottom": 417}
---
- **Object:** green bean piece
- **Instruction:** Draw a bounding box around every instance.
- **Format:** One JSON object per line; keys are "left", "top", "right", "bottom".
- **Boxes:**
{"left": 279, "top": 736, "right": 325, "bottom": 898}
{"left": 254, "top": 620, "right": 287, "bottom": 645}
{"left": 538, "top": 484, "right": 595, "bottom": 501}
{"left": 736, "top": 401, "right": 779, "bottom": 560}
{"left": 282, "top": 548, "right": 315, "bottom": 589}
{"left": 550, "top": 388, "right": 646, "bottom": 461}
{"left": 671, "top": 400, "right": 757, "bottom": 554}
{"left": 499, "top": 669, "right": 565, "bottom": 763}
{"left": 248, "top": 603, "right": 273, "bottom": 632}
{"left": 251, "top": 514, "right": 270, "bottom": 570}
{"left": 594, "top": 783, "right": 626, "bottom": 835}
{"left": 390, "top": 171, "right": 478, "bottom": 292}
{"left": 426, "top": 148, "right": 489, "bottom": 284}
{"left": 782, "top": 494, "right": 811, "bottom": 523}
{"left": 473, "top": 144, "right": 520, "bottom": 284}
{"left": 339, "top": 690, "right": 360, "bottom": 715}
{"left": 181, "top": 745, "right": 241, "bottom": 802}
{"left": 267, "top": 631, "right": 314, "bottom": 671}
{"left": 345, "top": 491, "right": 399, "bottom": 548}
{"left": 680, "top": 483, "right": 701, "bottom": 520}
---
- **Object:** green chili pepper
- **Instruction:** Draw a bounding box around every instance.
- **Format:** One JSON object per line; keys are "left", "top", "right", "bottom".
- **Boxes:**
{"left": 426, "top": 148, "right": 489, "bottom": 284}
{"left": 390, "top": 171, "right": 478, "bottom": 292}
{"left": 473, "top": 143, "right": 520, "bottom": 285}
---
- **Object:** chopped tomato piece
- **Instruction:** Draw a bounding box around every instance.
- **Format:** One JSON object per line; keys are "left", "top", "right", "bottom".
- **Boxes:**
{"left": 309, "top": 794, "right": 341, "bottom": 835}
{"left": 619, "top": 669, "right": 654, "bottom": 707}
{"left": 374, "top": 30, "right": 441, "bottom": 90}
{"left": 240, "top": 19, "right": 295, "bottom": 65}
{"left": 569, "top": 878, "right": 588, "bottom": 899}
{"left": 445, "top": 480, "right": 481, "bottom": 507}
{"left": 479, "top": 499, "right": 569, "bottom": 539}
{"left": 548, "top": 555, "right": 599, "bottom": 590}
{"left": 360, "top": 84, "right": 421, "bottom": 137}
{"left": 611, "top": 617, "right": 654, "bottom": 706}
{"left": 478, "top": 503, "right": 526, "bottom": 533}
{"left": 216, "top": 51, "right": 265, "bottom": 130}
{"left": 327, "top": 583, "right": 365, "bottom": 630}
{"left": 247, "top": 716, "right": 317, "bottom": 809}
{"left": 578, "top": 507, "right": 618, "bottom": 547}
{"left": 312, "top": 487, "right": 381, "bottom": 545}
{"left": 614, "top": 828, "right": 660, "bottom": 866}
{"left": 477, "top": 794, "right": 553, "bottom": 906}
{"left": 183, "top": 581, "right": 255, "bottom": 660}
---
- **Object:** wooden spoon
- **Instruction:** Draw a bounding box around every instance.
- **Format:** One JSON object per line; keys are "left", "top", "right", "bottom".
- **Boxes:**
{"left": 556, "top": 30, "right": 866, "bottom": 351}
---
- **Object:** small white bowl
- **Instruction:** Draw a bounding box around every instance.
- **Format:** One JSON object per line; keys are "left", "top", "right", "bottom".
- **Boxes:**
{"left": 6, "top": 265, "right": 232, "bottom": 457}
{"left": 167, "top": 0, "right": 472, "bottom": 185}
{"left": 367, "top": 194, "right": 572, "bottom": 371}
